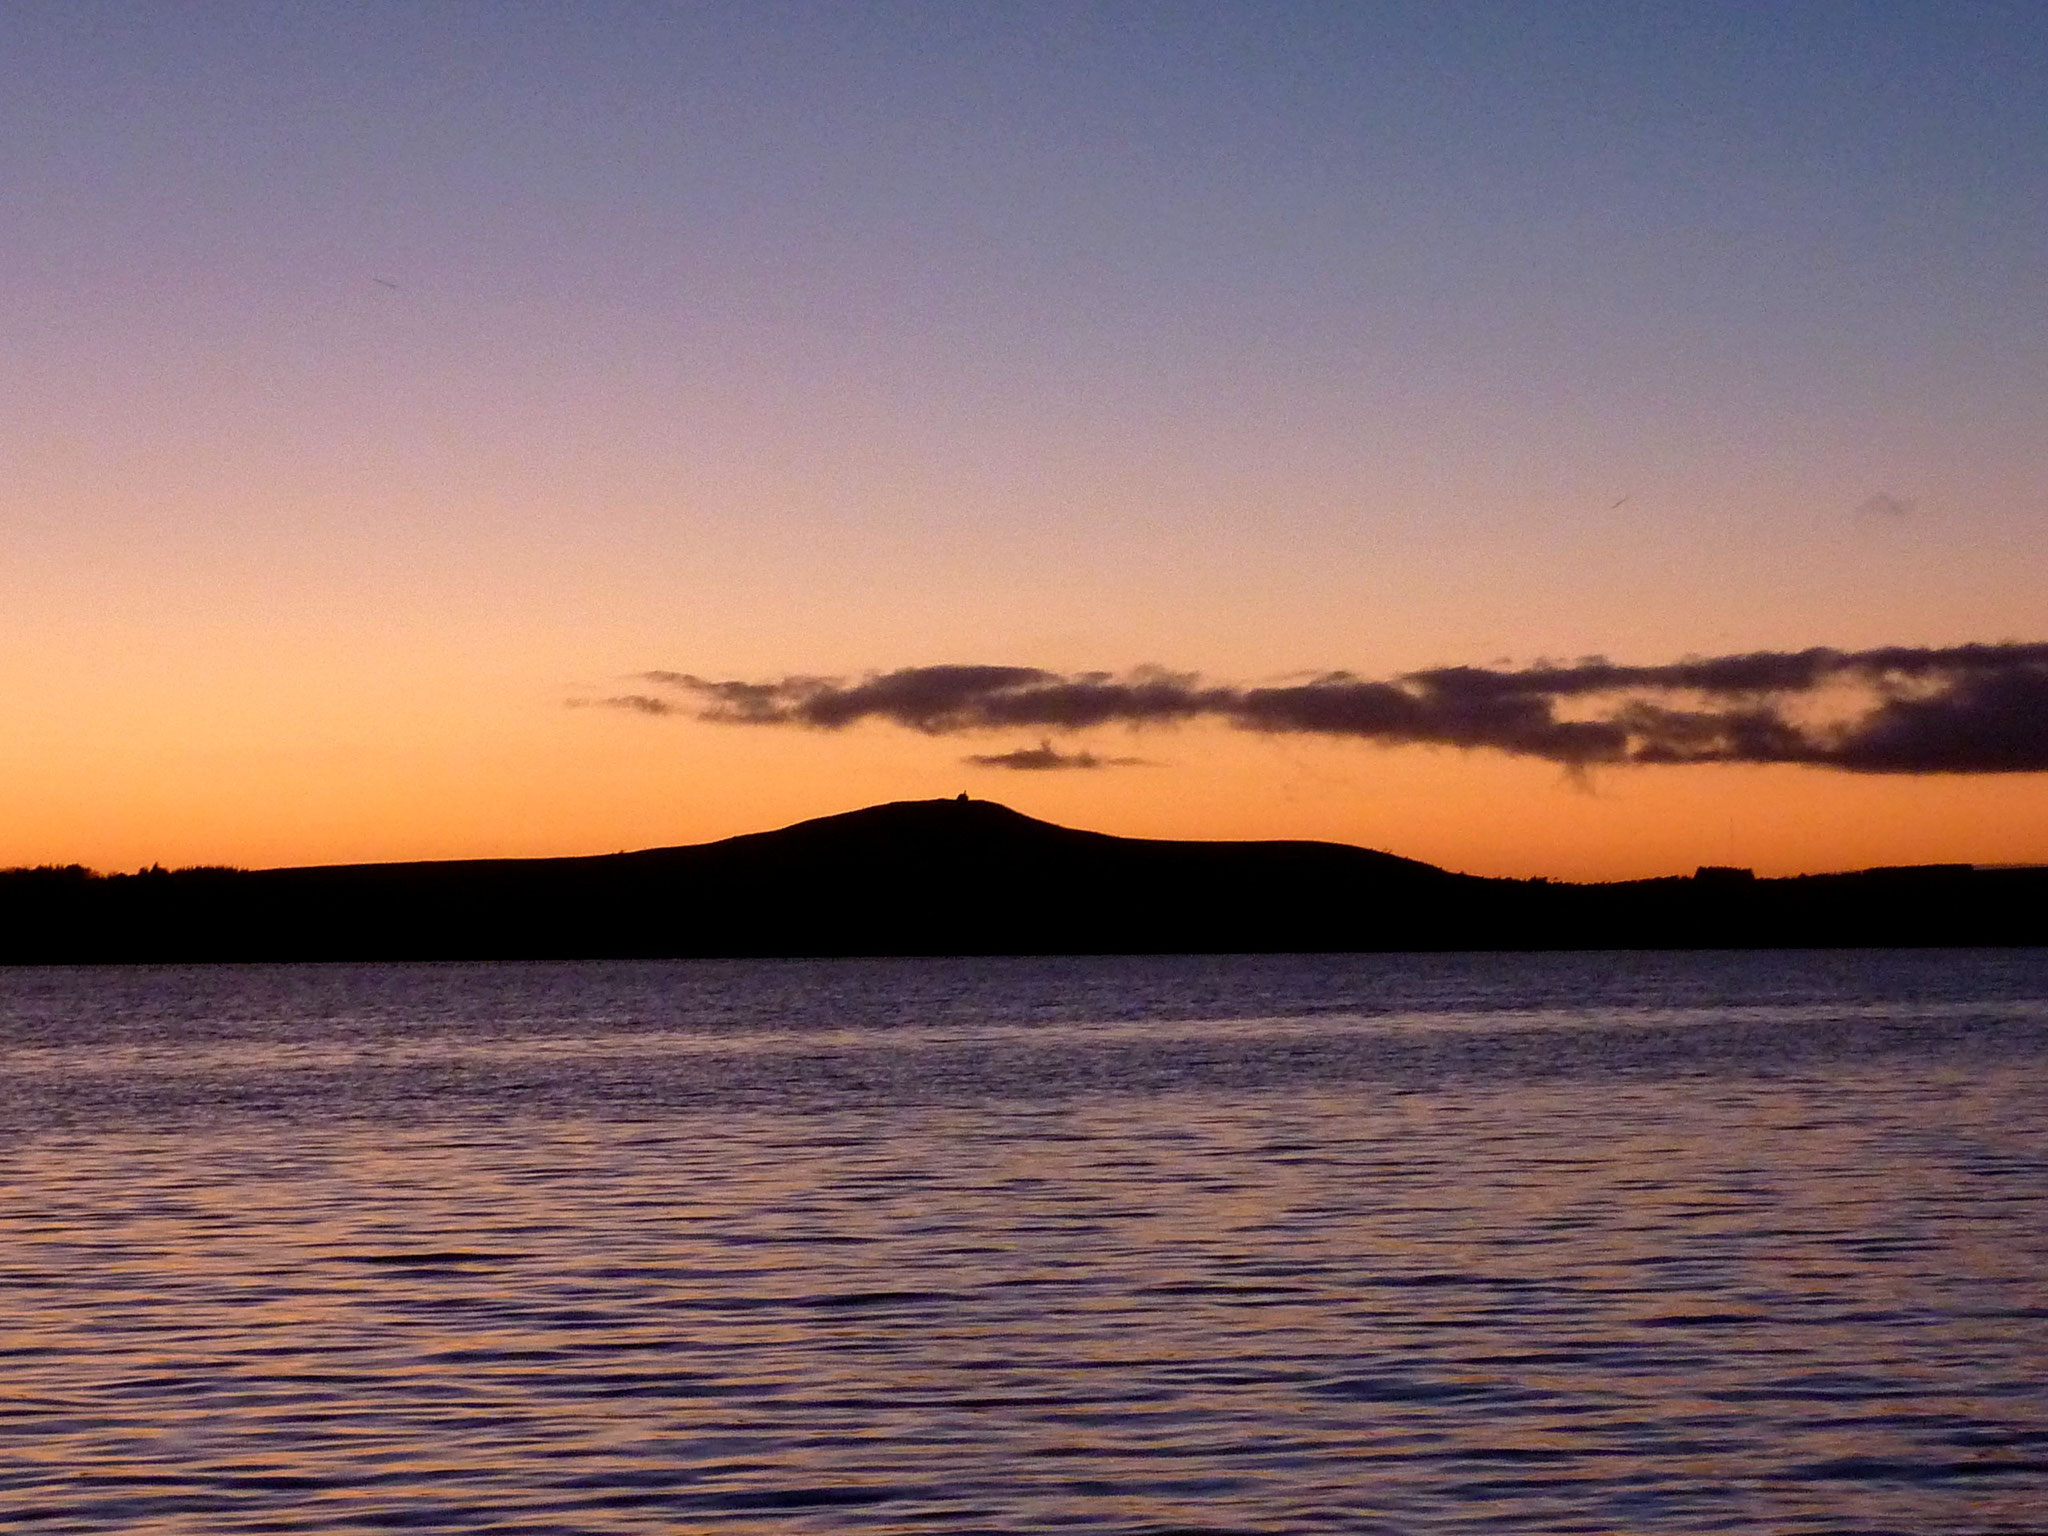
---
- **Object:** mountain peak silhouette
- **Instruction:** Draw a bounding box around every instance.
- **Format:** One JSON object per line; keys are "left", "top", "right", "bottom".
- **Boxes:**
{"left": 3, "top": 798, "right": 2042, "bottom": 961}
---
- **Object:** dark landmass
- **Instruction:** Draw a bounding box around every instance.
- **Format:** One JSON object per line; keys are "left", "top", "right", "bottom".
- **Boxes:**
{"left": 3, "top": 797, "right": 2044, "bottom": 963}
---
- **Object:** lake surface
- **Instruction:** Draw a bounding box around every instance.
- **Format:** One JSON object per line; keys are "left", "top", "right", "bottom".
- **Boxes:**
{"left": 3, "top": 949, "right": 2045, "bottom": 1533}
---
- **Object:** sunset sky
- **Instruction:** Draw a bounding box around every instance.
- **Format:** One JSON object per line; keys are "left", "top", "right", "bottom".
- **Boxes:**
{"left": 7, "top": 2, "right": 2046, "bottom": 880}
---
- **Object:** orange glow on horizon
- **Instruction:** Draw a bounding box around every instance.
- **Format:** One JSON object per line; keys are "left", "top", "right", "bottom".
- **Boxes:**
{"left": 8, "top": 684, "right": 2045, "bottom": 883}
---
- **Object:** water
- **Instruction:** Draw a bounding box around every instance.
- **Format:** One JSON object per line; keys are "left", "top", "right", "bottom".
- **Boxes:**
{"left": 3, "top": 950, "right": 2045, "bottom": 1533}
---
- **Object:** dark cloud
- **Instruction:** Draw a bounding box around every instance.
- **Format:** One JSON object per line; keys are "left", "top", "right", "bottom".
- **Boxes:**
{"left": 1855, "top": 491, "right": 1916, "bottom": 518}
{"left": 964, "top": 740, "right": 1152, "bottom": 771}
{"left": 599, "top": 642, "right": 2048, "bottom": 774}
{"left": 568, "top": 693, "right": 681, "bottom": 716}
{"left": 1832, "top": 663, "right": 2048, "bottom": 772}
{"left": 639, "top": 666, "right": 1225, "bottom": 732}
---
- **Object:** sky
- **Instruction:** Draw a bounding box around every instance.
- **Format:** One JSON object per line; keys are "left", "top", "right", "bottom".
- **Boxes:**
{"left": 5, "top": 1, "right": 2046, "bottom": 879}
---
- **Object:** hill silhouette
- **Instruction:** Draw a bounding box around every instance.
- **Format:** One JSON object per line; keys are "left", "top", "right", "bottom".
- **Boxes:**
{"left": 3, "top": 797, "right": 2043, "bottom": 962}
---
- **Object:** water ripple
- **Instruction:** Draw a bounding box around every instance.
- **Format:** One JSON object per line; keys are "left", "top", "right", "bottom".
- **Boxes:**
{"left": 2, "top": 950, "right": 2045, "bottom": 1532}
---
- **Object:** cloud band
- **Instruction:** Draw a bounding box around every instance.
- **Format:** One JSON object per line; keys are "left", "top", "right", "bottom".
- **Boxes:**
{"left": 587, "top": 643, "right": 2048, "bottom": 774}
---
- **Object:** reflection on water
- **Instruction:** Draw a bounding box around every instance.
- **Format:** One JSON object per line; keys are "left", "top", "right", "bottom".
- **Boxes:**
{"left": 2, "top": 950, "right": 2045, "bottom": 1533}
